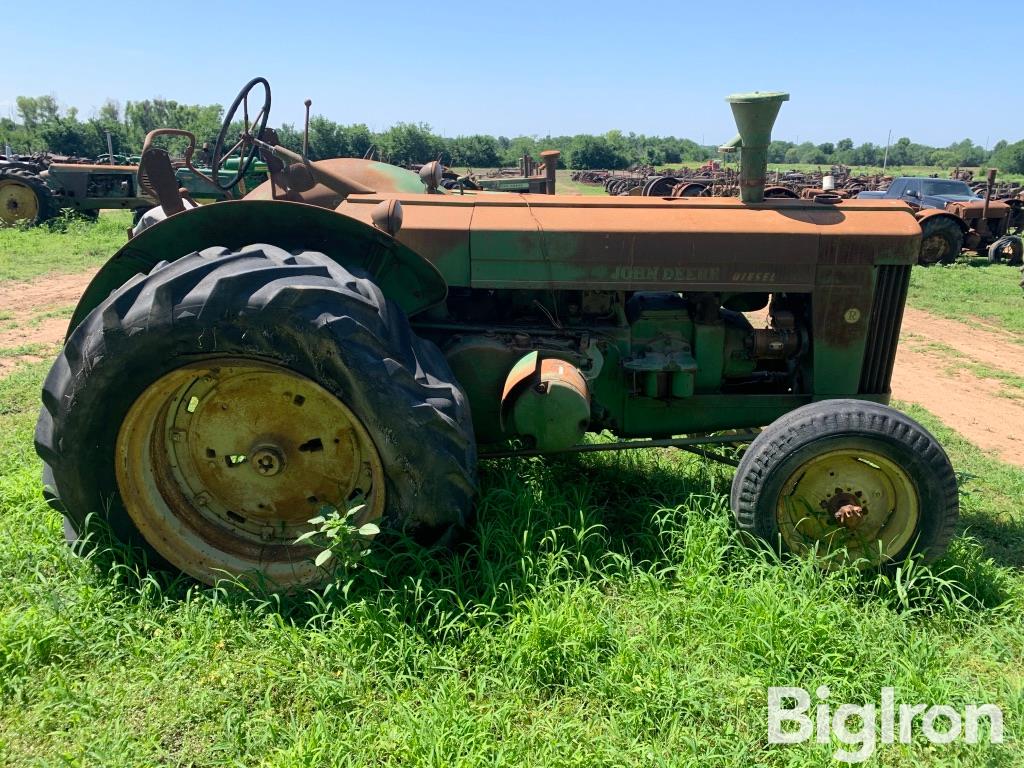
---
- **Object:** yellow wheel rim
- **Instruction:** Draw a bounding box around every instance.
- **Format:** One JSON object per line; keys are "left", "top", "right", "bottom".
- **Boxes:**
{"left": 776, "top": 448, "right": 920, "bottom": 566}
{"left": 0, "top": 178, "right": 39, "bottom": 225}
{"left": 115, "top": 359, "right": 385, "bottom": 587}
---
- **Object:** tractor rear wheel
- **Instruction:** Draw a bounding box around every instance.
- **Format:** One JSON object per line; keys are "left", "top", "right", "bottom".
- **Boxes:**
{"left": 0, "top": 167, "right": 57, "bottom": 227}
{"left": 36, "top": 244, "right": 477, "bottom": 589}
{"left": 918, "top": 217, "right": 963, "bottom": 266}
{"left": 730, "top": 400, "right": 958, "bottom": 568}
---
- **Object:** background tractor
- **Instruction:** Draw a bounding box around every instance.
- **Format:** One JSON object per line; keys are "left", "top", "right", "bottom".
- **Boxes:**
{"left": 0, "top": 142, "right": 268, "bottom": 227}
{"left": 35, "top": 78, "right": 959, "bottom": 590}
{"left": 858, "top": 173, "right": 1024, "bottom": 265}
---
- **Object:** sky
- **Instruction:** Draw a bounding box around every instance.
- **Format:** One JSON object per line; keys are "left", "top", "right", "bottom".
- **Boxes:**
{"left": 3, "top": 0, "right": 1022, "bottom": 148}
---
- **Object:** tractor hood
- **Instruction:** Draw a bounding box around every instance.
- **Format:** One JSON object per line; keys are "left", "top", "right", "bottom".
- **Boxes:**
{"left": 924, "top": 194, "right": 981, "bottom": 207}
{"left": 246, "top": 158, "right": 424, "bottom": 208}
{"left": 338, "top": 193, "right": 921, "bottom": 292}
{"left": 944, "top": 198, "right": 1010, "bottom": 219}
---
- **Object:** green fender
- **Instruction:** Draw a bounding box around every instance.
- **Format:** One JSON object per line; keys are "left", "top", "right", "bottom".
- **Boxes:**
{"left": 67, "top": 199, "right": 448, "bottom": 336}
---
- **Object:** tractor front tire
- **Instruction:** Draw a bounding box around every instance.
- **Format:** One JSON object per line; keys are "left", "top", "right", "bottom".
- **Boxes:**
{"left": 36, "top": 244, "right": 477, "bottom": 589}
{"left": 0, "top": 167, "right": 57, "bottom": 227}
{"left": 730, "top": 400, "right": 958, "bottom": 567}
{"left": 918, "top": 217, "right": 963, "bottom": 266}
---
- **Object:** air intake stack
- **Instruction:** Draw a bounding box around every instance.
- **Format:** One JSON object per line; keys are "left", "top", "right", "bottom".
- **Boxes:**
{"left": 722, "top": 91, "right": 789, "bottom": 203}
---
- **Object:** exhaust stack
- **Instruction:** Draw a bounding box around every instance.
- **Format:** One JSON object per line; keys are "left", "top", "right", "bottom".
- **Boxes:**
{"left": 722, "top": 91, "right": 789, "bottom": 203}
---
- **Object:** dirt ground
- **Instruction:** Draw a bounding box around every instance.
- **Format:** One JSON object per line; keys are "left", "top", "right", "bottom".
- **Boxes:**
{"left": 1, "top": 270, "right": 1022, "bottom": 465}
{"left": 895, "top": 307, "right": 1024, "bottom": 466}
{"left": 0, "top": 270, "right": 98, "bottom": 377}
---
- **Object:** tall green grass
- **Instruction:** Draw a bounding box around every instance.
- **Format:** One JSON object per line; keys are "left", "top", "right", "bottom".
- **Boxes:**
{"left": 1, "top": 361, "right": 1021, "bottom": 766}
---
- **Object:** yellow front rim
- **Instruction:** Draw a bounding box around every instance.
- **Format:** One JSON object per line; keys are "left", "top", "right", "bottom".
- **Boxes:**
{"left": 115, "top": 359, "right": 385, "bottom": 587}
{"left": 776, "top": 448, "right": 920, "bottom": 566}
{"left": 0, "top": 179, "right": 39, "bottom": 225}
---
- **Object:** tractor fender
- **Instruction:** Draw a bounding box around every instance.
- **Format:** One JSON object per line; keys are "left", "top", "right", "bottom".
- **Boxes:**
{"left": 66, "top": 199, "right": 447, "bottom": 337}
{"left": 915, "top": 208, "right": 968, "bottom": 233}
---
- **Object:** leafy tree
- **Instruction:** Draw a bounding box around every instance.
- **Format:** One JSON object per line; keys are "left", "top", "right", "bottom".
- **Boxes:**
{"left": 991, "top": 139, "right": 1024, "bottom": 174}
{"left": 0, "top": 89, "right": 1012, "bottom": 175}
{"left": 568, "top": 135, "right": 628, "bottom": 169}
{"left": 378, "top": 122, "right": 442, "bottom": 165}
{"left": 501, "top": 136, "right": 541, "bottom": 167}
{"left": 768, "top": 140, "right": 794, "bottom": 163}
{"left": 447, "top": 135, "right": 501, "bottom": 167}
{"left": 98, "top": 99, "right": 120, "bottom": 123}
{"left": 848, "top": 142, "right": 882, "bottom": 165}
{"left": 16, "top": 95, "right": 61, "bottom": 130}
{"left": 799, "top": 148, "right": 827, "bottom": 165}
{"left": 306, "top": 117, "right": 374, "bottom": 160}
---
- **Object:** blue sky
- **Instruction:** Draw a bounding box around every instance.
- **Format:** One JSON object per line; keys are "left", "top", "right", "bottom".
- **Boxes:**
{"left": 4, "top": 0, "right": 1022, "bottom": 147}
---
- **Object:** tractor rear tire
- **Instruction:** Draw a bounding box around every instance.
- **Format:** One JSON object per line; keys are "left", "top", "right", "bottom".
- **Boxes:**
{"left": 730, "top": 399, "right": 958, "bottom": 567}
{"left": 0, "top": 167, "right": 58, "bottom": 227}
{"left": 36, "top": 244, "right": 477, "bottom": 589}
{"left": 918, "top": 217, "right": 963, "bottom": 266}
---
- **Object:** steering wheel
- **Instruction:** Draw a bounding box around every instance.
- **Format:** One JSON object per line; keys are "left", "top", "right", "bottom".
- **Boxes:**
{"left": 211, "top": 77, "right": 272, "bottom": 191}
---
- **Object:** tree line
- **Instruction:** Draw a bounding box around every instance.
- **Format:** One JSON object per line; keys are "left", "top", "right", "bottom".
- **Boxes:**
{"left": 3, "top": 94, "right": 1024, "bottom": 173}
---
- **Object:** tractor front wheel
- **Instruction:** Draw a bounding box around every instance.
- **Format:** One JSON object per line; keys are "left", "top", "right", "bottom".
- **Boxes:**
{"left": 730, "top": 400, "right": 958, "bottom": 567}
{"left": 36, "top": 244, "right": 477, "bottom": 589}
{"left": 918, "top": 217, "right": 963, "bottom": 266}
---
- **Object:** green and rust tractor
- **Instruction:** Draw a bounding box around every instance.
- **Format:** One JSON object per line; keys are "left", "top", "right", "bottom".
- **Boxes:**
{"left": 35, "top": 78, "right": 959, "bottom": 589}
{"left": 0, "top": 137, "right": 268, "bottom": 227}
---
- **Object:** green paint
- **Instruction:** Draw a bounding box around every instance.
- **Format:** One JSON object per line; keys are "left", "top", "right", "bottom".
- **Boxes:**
{"left": 725, "top": 91, "right": 790, "bottom": 204}
{"left": 504, "top": 353, "right": 590, "bottom": 452}
{"left": 368, "top": 161, "right": 430, "bottom": 194}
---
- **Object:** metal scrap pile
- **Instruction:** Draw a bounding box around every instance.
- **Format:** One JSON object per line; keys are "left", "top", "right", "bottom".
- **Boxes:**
{"left": 574, "top": 162, "right": 903, "bottom": 198}
{"left": 574, "top": 162, "right": 1024, "bottom": 202}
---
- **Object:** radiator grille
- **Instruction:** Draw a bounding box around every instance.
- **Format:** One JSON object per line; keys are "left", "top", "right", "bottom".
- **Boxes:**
{"left": 859, "top": 264, "right": 911, "bottom": 394}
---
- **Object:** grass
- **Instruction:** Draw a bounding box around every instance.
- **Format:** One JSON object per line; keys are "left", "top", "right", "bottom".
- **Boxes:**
{"left": 0, "top": 211, "right": 130, "bottom": 283}
{"left": 907, "top": 258, "right": 1024, "bottom": 338}
{"left": 1, "top": 357, "right": 1023, "bottom": 765}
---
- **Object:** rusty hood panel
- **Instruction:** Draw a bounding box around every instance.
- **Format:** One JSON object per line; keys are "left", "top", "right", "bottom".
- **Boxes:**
{"left": 246, "top": 158, "right": 425, "bottom": 209}
{"left": 339, "top": 194, "right": 921, "bottom": 291}
{"left": 946, "top": 199, "right": 1010, "bottom": 220}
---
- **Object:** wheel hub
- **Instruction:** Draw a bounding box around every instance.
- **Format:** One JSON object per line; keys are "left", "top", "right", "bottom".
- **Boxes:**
{"left": 115, "top": 358, "right": 385, "bottom": 586}
{"left": 250, "top": 445, "right": 285, "bottom": 477}
{"left": 776, "top": 448, "right": 920, "bottom": 565}
{"left": 822, "top": 490, "right": 867, "bottom": 528}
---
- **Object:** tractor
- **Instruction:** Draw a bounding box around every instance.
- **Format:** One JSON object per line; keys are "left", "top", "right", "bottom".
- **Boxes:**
{"left": 35, "top": 78, "right": 959, "bottom": 590}
{"left": 0, "top": 140, "right": 268, "bottom": 227}
{"left": 857, "top": 174, "right": 1024, "bottom": 266}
